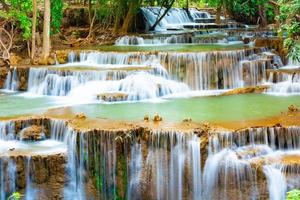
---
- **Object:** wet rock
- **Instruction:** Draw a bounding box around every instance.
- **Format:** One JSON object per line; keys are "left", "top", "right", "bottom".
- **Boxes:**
{"left": 243, "top": 37, "right": 250, "bottom": 44}
{"left": 17, "top": 125, "right": 45, "bottom": 141}
{"left": 97, "top": 92, "right": 128, "bottom": 102}
{"left": 222, "top": 86, "right": 269, "bottom": 95}
{"left": 183, "top": 118, "right": 192, "bottom": 122}
{"left": 1, "top": 153, "right": 67, "bottom": 199}
{"left": 144, "top": 115, "right": 149, "bottom": 122}
{"left": 75, "top": 113, "right": 87, "bottom": 120}
{"left": 55, "top": 50, "right": 69, "bottom": 64}
{"left": 288, "top": 105, "right": 298, "bottom": 112}
{"left": 0, "top": 67, "right": 8, "bottom": 88}
{"left": 254, "top": 38, "right": 286, "bottom": 62}
{"left": 153, "top": 113, "right": 162, "bottom": 122}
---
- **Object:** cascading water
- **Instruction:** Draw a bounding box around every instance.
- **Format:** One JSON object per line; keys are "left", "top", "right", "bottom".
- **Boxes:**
{"left": 0, "top": 120, "right": 67, "bottom": 199}
{"left": 4, "top": 67, "right": 19, "bottom": 91}
{"left": 1, "top": 117, "right": 300, "bottom": 199}
{"left": 48, "top": 119, "right": 203, "bottom": 200}
{"left": 263, "top": 165, "right": 287, "bottom": 200}
{"left": 115, "top": 36, "right": 145, "bottom": 45}
{"left": 140, "top": 7, "right": 193, "bottom": 31}
{"left": 5, "top": 48, "right": 299, "bottom": 99}
{"left": 204, "top": 126, "right": 300, "bottom": 200}
{"left": 19, "top": 49, "right": 288, "bottom": 100}
{"left": 267, "top": 70, "right": 300, "bottom": 94}
{"left": 67, "top": 49, "right": 275, "bottom": 90}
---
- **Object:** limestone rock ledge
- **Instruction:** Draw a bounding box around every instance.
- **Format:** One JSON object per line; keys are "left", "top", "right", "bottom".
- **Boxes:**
{"left": 0, "top": 153, "right": 67, "bottom": 199}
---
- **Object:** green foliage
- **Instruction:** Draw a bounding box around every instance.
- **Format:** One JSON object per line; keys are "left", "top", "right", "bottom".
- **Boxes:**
{"left": 204, "top": 0, "right": 275, "bottom": 24}
{"left": 278, "top": 0, "right": 300, "bottom": 62}
{"left": 7, "top": 0, "right": 32, "bottom": 39}
{"left": 51, "top": 0, "right": 64, "bottom": 34}
{"left": 7, "top": 192, "right": 21, "bottom": 200}
{"left": 287, "top": 189, "right": 300, "bottom": 200}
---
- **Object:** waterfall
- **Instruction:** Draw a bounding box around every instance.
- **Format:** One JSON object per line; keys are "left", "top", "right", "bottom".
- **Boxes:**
{"left": 48, "top": 120, "right": 202, "bottom": 200}
{"left": 115, "top": 36, "right": 145, "bottom": 45}
{"left": 27, "top": 68, "right": 128, "bottom": 96}
{"left": 204, "top": 126, "right": 300, "bottom": 200}
{"left": 127, "top": 143, "right": 143, "bottom": 199}
{"left": 5, "top": 49, "right": 289, "bottom": 98}
{"left": 0, "top": 119, "right": 67, "bottom": 199}
{"left": 268, "top": 82, "right": 300, "bottom": 94}
{"left": 59, "top": 49, "right": 274, "bottom": 91}
{"left": 263, "top": 165, "right": 287, "bottom": 200}
{"left": 0, "top": 121, "right": 16, "bottom": 140}
{"left": 189, "top": 8, "right": 211, "bottom": 19}
{"left": 25, "top": 157, "right": 36, "bottom": 200}
{"left": 115, "top": 31, "right": 243, "bottom": 46}
{"left": 140, "top": 7, "right": 213, "bottom": 31}
{"left": 267, "top": 71, "right": 300, "bottom": 94}
{"left": 115, "top": 34, "right": 192, "bottom": 45}
{"left": 26, "top": 52, "right": 192, "bottom": 100}
{"left": 0, "top": 158, "right": 17, "bottom": 200}
{"left": 210, "top": 127, "right": 300, "bottom": 150}
{"left": 4, "top": 68, "right": 19, "bottom": 91}
{"left": 140, "top": 7, "right": 192, "bottom": 31}
{"left": 2, "top": 118, "right": 300, "bottom": 199}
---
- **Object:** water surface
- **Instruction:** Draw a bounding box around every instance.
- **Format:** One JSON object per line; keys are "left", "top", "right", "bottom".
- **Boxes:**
{"left": 66, "top": 94, "right": 300, "bottom": 122}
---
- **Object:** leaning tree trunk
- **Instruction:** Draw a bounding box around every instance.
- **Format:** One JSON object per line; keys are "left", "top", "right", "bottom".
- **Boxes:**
{"left": 149, "top": 0, "right": 175, "bottom": 31}
{"left": 42, "top": 0, "right": 51, "bottom": 61}
{"left": 31, "top": 0, "right": 37, "bottom": 62}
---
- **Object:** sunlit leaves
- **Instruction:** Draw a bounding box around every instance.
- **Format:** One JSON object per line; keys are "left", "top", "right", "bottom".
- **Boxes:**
{"left": 7, "top": 0, "right": 32, "bottom": 39}
{"left": 287, "top": 189, "right": 300, "bottom": 200}
{"left": 278, "top": 0, "right": 300, "bottom": 61}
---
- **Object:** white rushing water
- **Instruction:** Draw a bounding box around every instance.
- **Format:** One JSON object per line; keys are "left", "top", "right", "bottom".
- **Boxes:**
{"left": 1, "top": 118, "right": 300, "bottom": 199}
{"left": 141, "top": 7, "right": 193, "bottom": 31}
{"left": 48, "top": 120, "right": 203, "bottom": 200}
{"left": 263, "top": 165, "right": 287, "bottom": 200}
{"left": 4, "top": 68, "right": 19, "bottom": 91}
{"left": 203, "top": 127, "right": 300, "bottom": 199}
{"left": 3, "top": 49, "right": 299, "bottom": 100}
{"left": 115, "top": 34, "right": 244, "bottom": 46}
{"left": 267, "top": 70, "right": 300, "bottom": 95}
{"left": 0, "top": 120, "right": 67, "bottom": 200}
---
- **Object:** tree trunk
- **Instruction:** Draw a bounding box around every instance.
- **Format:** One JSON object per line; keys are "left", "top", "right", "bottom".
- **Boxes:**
{"left": 258, "top": 4, "right": 267, "bottom": 27}
{"left": 216, "top": 6, "right": 221, "bottom": 25}
{"left": 149, "top": 0, "right": 175, "bottom": 31}
{"left": 31, "top": 0, "right": 37, "bottom": 62}
{"left": 113, "top": 15, "right": 121, "bottom": 34}
{"left": 120, "top": 0, "right": 140, "bottom": 34}
{"left": 88, "top": 0, "right": 92, "bottom": 24}
{"left": 42, "top": 0, "right": 51, "bottom": 61}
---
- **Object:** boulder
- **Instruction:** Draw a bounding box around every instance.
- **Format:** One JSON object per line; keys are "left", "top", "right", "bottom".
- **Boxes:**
{"left": 17, "top": 125, "right": 45, "bottom": 141}
{"left": 153, "top": 113, "right": 162, "bottom": 122}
